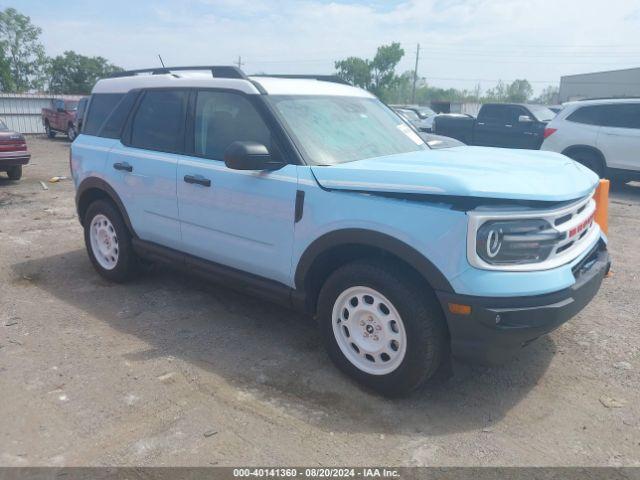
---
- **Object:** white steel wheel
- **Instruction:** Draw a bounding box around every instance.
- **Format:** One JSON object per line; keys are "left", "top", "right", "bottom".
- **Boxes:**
{"left": 331, "top": 286, "right": 407, "bottom": 375}
{"left": 89, "top": 214, "right": 119, "bottom": 270}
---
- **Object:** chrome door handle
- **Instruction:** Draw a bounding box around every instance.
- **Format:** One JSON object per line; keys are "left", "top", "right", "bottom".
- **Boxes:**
{"left": 184, "top": 174, "right": 211, "bottom": 187}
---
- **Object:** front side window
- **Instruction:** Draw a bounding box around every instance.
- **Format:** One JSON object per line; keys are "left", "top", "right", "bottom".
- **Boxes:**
{"left": 194, "top": 91, "right": 272, "bottom": 160}
{"left": 266, "top": 95, "right": 427, "bottom": 165}
{"left": 598, "top": 104, "right": 640, "bottom": 129}
{"left": 130, "top": 90, "right": 187, "bottom": 153}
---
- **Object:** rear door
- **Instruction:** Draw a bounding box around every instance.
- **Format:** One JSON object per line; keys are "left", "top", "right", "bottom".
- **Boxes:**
{"left": 107, "top": 89, "right": 186, "bottom": 250}
{"left": 596, "top": 103, "right": 640, "bottom": 172}
{"left": 474, "top": 105, "right": 508, "bottom": 147}
{"left": 177, "top": 89, "right": 297, "bottom": 285}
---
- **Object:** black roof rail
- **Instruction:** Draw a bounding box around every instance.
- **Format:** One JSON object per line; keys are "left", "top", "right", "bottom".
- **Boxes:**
{"left": 252, "top": 74, "right": 351, "bottom": 85}
{"left": 108, "top": 65, "right": 247, "bottom": 80}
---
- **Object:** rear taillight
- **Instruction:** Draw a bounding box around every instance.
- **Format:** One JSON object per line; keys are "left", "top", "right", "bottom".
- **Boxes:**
{"left": 543, "top": 128, "right": 557, "bottom": 139}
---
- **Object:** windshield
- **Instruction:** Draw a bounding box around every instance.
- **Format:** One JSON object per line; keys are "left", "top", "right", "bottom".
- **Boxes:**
{"left": 267, "top": 95, "right": 428, "bottom": 165}
{"left": 527, "top": 104, "right": 555, "bottom": 122}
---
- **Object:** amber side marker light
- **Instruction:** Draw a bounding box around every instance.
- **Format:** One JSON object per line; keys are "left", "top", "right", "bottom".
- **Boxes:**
{"left": 448, "top": 303, "right": 472, "bottom": 315}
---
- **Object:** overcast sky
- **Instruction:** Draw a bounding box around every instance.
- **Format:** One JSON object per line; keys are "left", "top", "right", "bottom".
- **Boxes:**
{"left": 13, "top": 0, "right": 640, "bottom": 94}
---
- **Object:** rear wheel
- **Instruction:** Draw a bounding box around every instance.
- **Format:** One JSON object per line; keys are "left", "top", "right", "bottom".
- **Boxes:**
{"left": 45, "top": 121, "right": 56, "bottom": 138}
{"left": 566, "top": 149, "right": 604, "bottom": 178}
{"left": 318, "top": 259, "right": 447, "bottom": 397}
{"left": 6, "top": 165, "right": 22, "bottom": 180}
{"left": 83, "top": 200, "right": 138, "bottom": 282}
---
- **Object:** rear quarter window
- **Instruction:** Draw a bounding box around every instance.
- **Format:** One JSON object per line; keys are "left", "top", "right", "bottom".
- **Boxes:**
{"left": 83, "top": 93, "right": 125, "bottom": 136}
{"left": 566, "top": 105, "right": 604, "bottom": 126}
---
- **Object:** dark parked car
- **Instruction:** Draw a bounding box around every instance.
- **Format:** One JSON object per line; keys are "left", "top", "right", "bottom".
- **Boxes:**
{"left": 433, "top": 103, "right": 556, "bottom": 149}
{"left": 0, "top": 119, "right": 30, "bottom": 180}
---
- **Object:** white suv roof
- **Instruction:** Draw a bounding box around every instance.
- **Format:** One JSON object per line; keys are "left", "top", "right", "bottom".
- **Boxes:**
{"left": 92, "top": 70, "right": 373, "bottom": 98}
{"left": 563, "top": 98, "right": 640, "bottom": 108}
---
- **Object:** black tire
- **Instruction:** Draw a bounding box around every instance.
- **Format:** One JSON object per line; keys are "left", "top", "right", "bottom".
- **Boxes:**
{"left": 45, "top": 121, "right": 56, "bottom": 138}
{"left": 566, "top": 149, "right": 604, "bottom": 178}
{"left": 67, "top": 124, "right": 77, "bottom": 141}
{"left": 83, "top": 200, "right": 138, "bottom": 283}
{"left": 318, "top": 259, "right": 448, "bottom": 397}
{"left": 6, "top": 165, "right": 22, "bottom": 180}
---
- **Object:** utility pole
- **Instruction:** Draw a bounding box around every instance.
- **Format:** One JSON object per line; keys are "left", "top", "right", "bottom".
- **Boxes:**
{"left": 236, "top": 55, "right": 244, "bottom": 69}
{"left": 411, "top": 43, "right": 420, "bottom": 104}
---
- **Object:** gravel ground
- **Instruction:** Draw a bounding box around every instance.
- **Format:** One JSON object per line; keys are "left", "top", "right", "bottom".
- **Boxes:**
{"left": 1, "top": 137, "right": 639, "bottom": 467}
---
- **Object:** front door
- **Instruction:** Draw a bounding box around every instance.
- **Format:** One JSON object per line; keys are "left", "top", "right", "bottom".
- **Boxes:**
{"left": 177, "top": 90, "right": 298, "bottom": 285}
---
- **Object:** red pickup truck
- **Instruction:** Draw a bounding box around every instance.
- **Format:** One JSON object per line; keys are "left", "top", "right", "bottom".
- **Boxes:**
{"left": 41, "top": 98, "right": 80, "bottom": 141}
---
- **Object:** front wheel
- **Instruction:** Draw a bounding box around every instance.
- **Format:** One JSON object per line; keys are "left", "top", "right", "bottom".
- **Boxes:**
{"left": 45, "top": 122, "right": 56, "bottom": 138}
{"left": 318, "top": 260, "right": 447, "bottom": 397}
{"left": 67, "top": 125, "right": 77, "bottom": 141}
{"left": 6, "top": 165, "right": 22, "bottom": 180}
{"left": 83, "top": 200, "right": 138, "bottom": 282}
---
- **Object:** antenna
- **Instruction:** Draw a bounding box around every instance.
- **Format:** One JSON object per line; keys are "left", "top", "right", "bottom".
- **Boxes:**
{"left": 158, "top": 54, "right": 166, "bottom": 68}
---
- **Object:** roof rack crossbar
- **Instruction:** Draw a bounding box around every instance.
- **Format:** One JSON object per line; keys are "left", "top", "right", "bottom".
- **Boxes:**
{"left": 109, "top": 65, "right": 247, "bottom": 80}
{"left": 251, "top": 74, "right": 351, "bottom": 85}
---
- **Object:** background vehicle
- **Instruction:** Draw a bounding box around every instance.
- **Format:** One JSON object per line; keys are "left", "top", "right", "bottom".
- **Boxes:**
{"left": 434, "top": 103, "right": 555, "bottom": 149}
{"left": 41, "top": 98, "right": 80, "bottom": 140}
{"left": 0, "top": 119, "right": 30, "bottom": 180}
{"left": 419, "top": 132, "right": 465, "bottom": 148}
{"left": 392, "top": 107, "right": 432, "bottom": 132}
{"left": 541, "top": 98, "right": 640, "bottom": 182}
{"left": 72, "top": 97, "right": 89, "bottom": 137}
{"left": 391, "top": 104, "right": 437, "bottom": 132}
{"left": 72, "top": 66, "right": 608, "bottom": 396}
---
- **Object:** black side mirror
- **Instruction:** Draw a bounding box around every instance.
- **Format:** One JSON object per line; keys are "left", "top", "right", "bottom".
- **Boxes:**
{"left": 57, "top": 107, "right": 65, "bottom": 113}
{"left": 224, "top": 141, "right": 283, "bottom": 171}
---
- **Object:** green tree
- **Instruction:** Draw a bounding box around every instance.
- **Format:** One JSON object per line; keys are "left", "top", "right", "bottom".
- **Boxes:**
{"left": 533, "top": 85, "right": 559, "bottom": 104}
{"left": 506, "top": 79, "right": 533, "bottom": 102}
{"left": 334, "top": 56, "right": 371, "bottom": 89}
{"left": 48, "top": 51, "right": 122, "bottom": 94}
{"left": 335, "top": 42, "right": 405, "bottom": 101}
{"left": 370, "top": 42, "right": 404, "bottom": 95}
{"left": 0, "top": 7, "right": 48, "bottom": 91}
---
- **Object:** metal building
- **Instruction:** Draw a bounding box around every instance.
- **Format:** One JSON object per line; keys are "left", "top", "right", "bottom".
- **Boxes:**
{"left": 559, "top": 67, "right": 640, "bottom": 103}
{"left": 0, "top": 93, "right": 83, "bottom": 134}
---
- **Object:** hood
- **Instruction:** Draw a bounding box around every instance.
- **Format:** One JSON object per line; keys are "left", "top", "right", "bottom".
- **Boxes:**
{"left": 311, "top": 146, "right": 599, "bottom": 203}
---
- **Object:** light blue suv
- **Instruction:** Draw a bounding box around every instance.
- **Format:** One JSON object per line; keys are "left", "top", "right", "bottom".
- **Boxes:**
{"left": 71, "top": 66, "right": 610, "bottom": 396}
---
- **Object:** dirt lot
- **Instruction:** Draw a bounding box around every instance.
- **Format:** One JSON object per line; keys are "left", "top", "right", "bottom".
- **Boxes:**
{"left": 1, "top": 136, "right": 639, "bottom": 466}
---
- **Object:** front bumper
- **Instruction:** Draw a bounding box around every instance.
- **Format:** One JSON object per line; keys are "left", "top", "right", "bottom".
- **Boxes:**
{"left": 437, "top": 241, "right": 610, "bottom": 364}
{"left": 0, "top": 151, "right": 31, "bottom": 167}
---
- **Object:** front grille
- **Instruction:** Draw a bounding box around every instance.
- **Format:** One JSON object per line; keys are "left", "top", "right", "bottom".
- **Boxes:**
{"left": 545, "top": 195, "right": 597, "bottom": 265}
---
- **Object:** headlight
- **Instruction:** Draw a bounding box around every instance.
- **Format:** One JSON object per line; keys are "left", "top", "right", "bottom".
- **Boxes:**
{"left": 476, "top": 219, "right": 562, "bottom": 265}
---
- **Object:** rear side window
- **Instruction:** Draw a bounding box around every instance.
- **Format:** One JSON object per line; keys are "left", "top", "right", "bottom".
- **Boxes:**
{"left": 98, "top": 91, "right": 139, "bottom": 139}
{"left": 566, "top": 105, "right": 603, "bottom": 126}
{"left": 479, "top": 105, "right": 506, "bottom": 122}
{"left": 84, "top": 93, "right": 125, "bottom": 136}
{"left": 598, "top": 104, "right": 640, "bottom": 129}
{"left": 130, "top": 90, "right": 187, "bottom": 153}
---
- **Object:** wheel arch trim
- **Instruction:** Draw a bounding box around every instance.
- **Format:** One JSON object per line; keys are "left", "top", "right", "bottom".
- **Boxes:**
{"left": 294, "top": 228, "right": 454, "bottom": 294}
{"left": 76, "top": 177, "right": 136, "bottom": 236}
{"left": 562, "top": 144, "right": 607, "bottom": 167}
